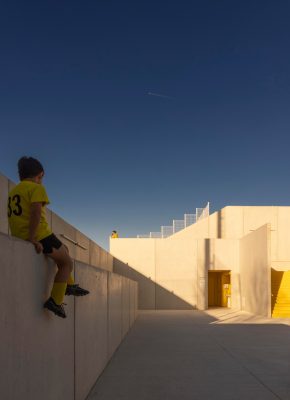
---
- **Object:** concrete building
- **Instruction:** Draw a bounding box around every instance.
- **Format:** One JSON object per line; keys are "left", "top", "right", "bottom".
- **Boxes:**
{"left": 110, "top": 206, "right": 290, "bottom": 318}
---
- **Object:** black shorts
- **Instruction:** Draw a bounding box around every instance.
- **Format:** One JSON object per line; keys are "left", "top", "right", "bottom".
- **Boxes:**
{"left": 39, "top": 233, "right": 63, "bottom": 254}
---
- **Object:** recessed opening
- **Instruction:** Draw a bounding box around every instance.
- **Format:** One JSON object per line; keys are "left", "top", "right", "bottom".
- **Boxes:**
{"left": 208, "top": 270, "right": 231, "bottom": 307}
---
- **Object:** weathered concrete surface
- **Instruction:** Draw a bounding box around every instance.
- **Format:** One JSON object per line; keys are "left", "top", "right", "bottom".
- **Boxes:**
{"left": 0, "top": 232, "right": 138, "bottom": 400}
{"left": 0, "top": 173, "right": 9, "bottom": 234}
{"left": 240, "top": 224, "right": 271, "bottom": 316}
{"left": 0, "top": 233, "right": 74, "bottom": 400}
{"left": 88, "top": 310, "right": 290, "bottom": 400}
{"left": 75, "top": 261, "right": 109, "bottom": 400}
{"left": 108, "top": 273, "right": 123, "bottom": 359}
{"left": 121, "top": 277, "right": 130, "bottom": 337}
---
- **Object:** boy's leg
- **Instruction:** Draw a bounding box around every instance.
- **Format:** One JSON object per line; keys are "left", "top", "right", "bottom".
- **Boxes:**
{"left": 47, "top": 244, "right": 89, "bottom": 298}
{"left": 46, "top": 244, "right": 73, "bottom": 304}
{"left": 47, "top": 244, "right": 73, "bottom": 282}
{"left": 43, "top": 245, "right": 73, "bottom": 318}
{"left": 42, "top": 235, "right": 89, "bottom": 318}
{"left": 61, "top": 242, "right": 90, "bottom": 296}
{"left": 62, "top": 244, "right": 75, "bottom": 285}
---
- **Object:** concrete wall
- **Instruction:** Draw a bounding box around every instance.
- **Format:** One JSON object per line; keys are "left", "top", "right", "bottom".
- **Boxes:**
{"left": 240, "top": 224, "right": 271, "bottom": 317}
{"left": 111, "top": 236, "right": 240, "bottom": 311}
{"left": 111, "top": 238, "right": 198, "bottom": 309}
{"left": 172, "top": 206, "right": 290, "bottom": 263}
{"left": 74, "top": 261, "right": 109, "bottom": 400}
{"left": 111, "top": 239, "right": 156, "bottom": 309}
{"left": 0, "top": 173, "right": 9, "bottom": 233}
{"left": 110, "top": 206, "right": 289, "bottom": 313}
{"left": 155, "top": 238, "right": 197, "bottom": 309}
{"left": 0, "top": 232, "right": 138, "bottom": 400}
{"left": 0, "top": 172, "right": 112, "bottom": 271}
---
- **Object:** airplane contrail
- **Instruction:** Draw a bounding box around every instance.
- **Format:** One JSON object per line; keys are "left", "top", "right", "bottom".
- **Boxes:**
{"left": 147, "top": 91, "right": 173, "bottom": 99}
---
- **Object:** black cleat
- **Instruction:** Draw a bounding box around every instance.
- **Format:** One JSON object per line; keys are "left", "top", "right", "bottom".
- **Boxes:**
{"left": 44, "top": 297, "right": 67, "bottom": 318}
{"left": 65, "top": 284, "right": 90, "bottom": 297}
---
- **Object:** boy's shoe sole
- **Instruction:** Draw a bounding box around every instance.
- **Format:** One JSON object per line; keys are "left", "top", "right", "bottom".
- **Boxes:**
{"left": 44, "top": 297, "right": 67, "bottom": 318}
{"left": 66, "top": 284, "right": 90, "bottom": 296}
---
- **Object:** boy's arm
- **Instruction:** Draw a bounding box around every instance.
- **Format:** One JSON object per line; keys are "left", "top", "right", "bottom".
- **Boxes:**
{"left": 28, "top": 202, "right": 43, "bottom": 253}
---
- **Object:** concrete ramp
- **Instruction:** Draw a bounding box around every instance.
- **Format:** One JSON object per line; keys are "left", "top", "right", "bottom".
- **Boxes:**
{"left": 88, "top": 310, "right": 290, "bottom": 400}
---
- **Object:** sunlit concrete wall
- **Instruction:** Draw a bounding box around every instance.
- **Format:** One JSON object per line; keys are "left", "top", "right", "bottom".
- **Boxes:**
{"left": 111, "top": 239, "right": 156, "bottom": 309}
{"left": 155, "top": 238, "right": 197, "bottom": 309}
{"left": 110, "top": 206, "right": 290, "bottom": 313}
{"left": 110, "top": 238, "right": 198, "bottom": 309}
{"left": 111, "top": 236, "right": 240, "bottom": 310}
{"left": 240, "top": 224, "right": 271, "bottom": 317}
{"left": 172, "top": 206, "right": 290, "bottom": 263}
{"left": 0, "top": 172, "right": 113, "bottom": 272}
{"left": 0, "top": 232, "right": 138, "bottom": 400}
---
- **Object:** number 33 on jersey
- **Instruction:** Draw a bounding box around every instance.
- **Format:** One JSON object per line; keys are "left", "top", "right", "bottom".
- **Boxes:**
{"left": 7, "top": 181, "right": 52, "bottom": 241}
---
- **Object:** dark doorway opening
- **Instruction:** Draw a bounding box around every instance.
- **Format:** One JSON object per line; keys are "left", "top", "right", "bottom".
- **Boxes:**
{"left": 208, "top": 271, "right": 231, "bottom": 307}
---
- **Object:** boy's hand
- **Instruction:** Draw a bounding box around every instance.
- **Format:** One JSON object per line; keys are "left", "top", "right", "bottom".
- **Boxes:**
{"left": 29, "top": 239, "right": 43, "bottom": 254}
{"left": 33, "top": 241, "right": 43, "bottom": 254}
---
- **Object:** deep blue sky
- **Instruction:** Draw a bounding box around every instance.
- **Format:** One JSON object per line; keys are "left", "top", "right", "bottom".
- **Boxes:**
{"left": 1, "top": 1, "right": 290, "bottom": 249}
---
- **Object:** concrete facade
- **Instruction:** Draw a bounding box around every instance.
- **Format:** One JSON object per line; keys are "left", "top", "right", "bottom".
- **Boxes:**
{"left": 110, "top": 206, "right": 290, "bottom": 318}
{"left": 0, "top": 231, "right": 138, "bottom": 400}
{"left": 240, "top": 224, "right": 271, "bottom": 316}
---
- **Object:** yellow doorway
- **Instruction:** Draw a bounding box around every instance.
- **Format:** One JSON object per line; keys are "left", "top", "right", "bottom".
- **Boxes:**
{"left": 208, "top": 271, "right": 231, "bottom": 307}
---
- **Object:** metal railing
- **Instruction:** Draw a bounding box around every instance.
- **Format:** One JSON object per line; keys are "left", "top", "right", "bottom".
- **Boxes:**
{"left": 137, "top": 202, "right": 210, "bottom": 239}
{"left": 184, "top": 213, "right": 196, "bottom": 227}
{"left": 161, "top": 226, "right": 174, "bottom": 238}
{"left": 173, "top": 219, "right": 185, "bottom": 233}
{"left": 60, "top": 234, "right": 88, "bottom": 250}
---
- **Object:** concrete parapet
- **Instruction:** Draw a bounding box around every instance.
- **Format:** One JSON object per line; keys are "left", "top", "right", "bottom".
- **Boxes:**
{"left": 75, "top": 261, "right": 109, "bottom": 400}
{"left": 0, "top": 173, "right": 9, "bottom": 234}
{"left": 0, "top": 233, "right": 74, "bottom": 400}
{"left": 89, "top": 239, "right": 101, "bottom": 267}
{"left": 108, "top": 273, "right": 123, "bottom": 358}
{"left": 51, "top": 212, "right": 77, "bottom": 258}
{"left": 121, "top": 277, "right": 131, "bottom": 337}
{"left": 0, "top": 232, "right": 138, "bottom": 400}
{"left": 75, "top": 230, "right": 90, "bottom": 264}
{"left": 129, "top": 280, "right": 138, "bottom": 326}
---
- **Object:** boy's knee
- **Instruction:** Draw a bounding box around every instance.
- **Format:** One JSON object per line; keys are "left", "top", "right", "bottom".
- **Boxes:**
{"left": 58, "top": 259, "right": 73, "bottom": 272}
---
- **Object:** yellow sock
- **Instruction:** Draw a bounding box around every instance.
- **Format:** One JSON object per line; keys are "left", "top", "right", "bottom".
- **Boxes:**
{"left": 51, "top": 282, "right": 67, "bottom": 305}
{"left": 67, "top": 274, "right": 74, "bottom": 285}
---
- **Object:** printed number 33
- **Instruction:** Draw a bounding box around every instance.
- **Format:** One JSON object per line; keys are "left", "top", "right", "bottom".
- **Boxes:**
{"left": 8, "top": 195, "right": 23, "bottom": 217}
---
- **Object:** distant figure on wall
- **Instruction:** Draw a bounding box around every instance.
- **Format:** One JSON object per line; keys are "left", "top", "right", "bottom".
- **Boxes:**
{"left": 7, "top": 156, "right": 90, "bottom": 319}
{"left": 111, "top": 230, "right": 119, "bottom": 238}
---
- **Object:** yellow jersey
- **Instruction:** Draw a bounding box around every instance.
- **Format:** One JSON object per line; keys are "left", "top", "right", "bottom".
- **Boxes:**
{"left": 8, "top": 181, "right": 52, "bottom": 241}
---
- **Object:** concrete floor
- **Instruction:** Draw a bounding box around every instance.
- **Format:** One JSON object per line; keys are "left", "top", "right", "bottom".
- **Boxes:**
{"left": 87, "top": 309, "right": 290, "bottom": 400}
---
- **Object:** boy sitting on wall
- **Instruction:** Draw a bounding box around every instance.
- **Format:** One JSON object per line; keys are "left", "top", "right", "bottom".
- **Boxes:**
{"left": 8, "top": 156, "right": 89, "bottom": 319}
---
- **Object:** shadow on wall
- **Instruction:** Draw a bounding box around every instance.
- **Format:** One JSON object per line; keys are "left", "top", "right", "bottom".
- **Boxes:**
{"left": 113, "top": 258, "right": 195, "bottom": 310}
